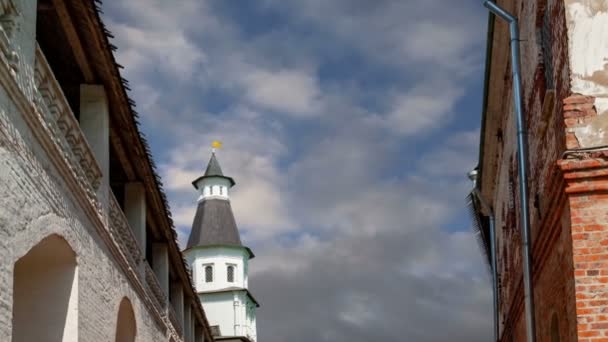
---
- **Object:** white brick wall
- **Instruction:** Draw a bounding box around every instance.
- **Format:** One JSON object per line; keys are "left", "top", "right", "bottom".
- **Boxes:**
{"left": 0, "top": 1, "right": 196, "bottom": 339}
{"left": 0, "top": 78, "right": 171, "bottom": 341}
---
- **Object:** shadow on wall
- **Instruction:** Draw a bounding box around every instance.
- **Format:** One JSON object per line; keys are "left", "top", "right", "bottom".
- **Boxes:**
{"left": 115, "top": 297, "right": 136, "bottom": 342}
{"left": 12, "top": 234, "right": 78, "bottom": 342}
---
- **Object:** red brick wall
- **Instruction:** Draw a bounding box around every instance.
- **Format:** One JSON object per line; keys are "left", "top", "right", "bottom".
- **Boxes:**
{"left": 483, "top": 0, "right": 576, "bottom": 341}
{"left": 559, "top": 158, "right": 608, "bottom": 341}
{"left": 484, "top": 0, "right": 608, "bottom": 340}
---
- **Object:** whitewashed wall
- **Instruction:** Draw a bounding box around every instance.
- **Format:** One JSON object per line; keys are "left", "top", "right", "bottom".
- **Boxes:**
{"left": 186, "top": 246, "right": 249, "bottom": 292}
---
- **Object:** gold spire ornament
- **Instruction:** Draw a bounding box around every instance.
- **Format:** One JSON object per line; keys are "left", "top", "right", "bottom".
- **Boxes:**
{"left": 211, "top": 140, "right": 222, "bottom": 153}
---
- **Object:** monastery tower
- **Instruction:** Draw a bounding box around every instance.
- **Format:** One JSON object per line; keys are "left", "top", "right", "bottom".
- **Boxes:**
{"left": 184, "top": 148, "right": 259, "bottom": 342}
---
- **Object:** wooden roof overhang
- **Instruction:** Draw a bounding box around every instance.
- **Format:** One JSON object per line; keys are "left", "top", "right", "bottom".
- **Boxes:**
{"left": 478, "top": 6, "right": 513, "bottom": 206}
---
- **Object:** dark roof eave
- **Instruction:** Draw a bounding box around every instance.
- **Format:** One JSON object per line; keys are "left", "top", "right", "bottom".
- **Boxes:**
{"left": 192, "top": 175, "right": 236, "bottom": 189}
{"left": 184, "top": 244, "right": 255, "bottom": 259}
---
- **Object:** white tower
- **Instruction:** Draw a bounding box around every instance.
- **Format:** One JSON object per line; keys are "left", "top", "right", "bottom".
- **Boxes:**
{"left": 184, "top": 150, "right": 259, "bottom": 342}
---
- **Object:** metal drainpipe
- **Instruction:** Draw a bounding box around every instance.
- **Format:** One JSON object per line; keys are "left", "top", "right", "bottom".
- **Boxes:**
{"left": 483, "top": 1, "right": 536, "bottom": 342}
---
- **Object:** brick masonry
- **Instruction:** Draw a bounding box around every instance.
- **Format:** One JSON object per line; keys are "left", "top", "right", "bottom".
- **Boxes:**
{"left": 0, "top": 83, "right": 167, "bottom": 340}
{"left": 559, "top": 158, "right": 608, "bottom": 341}
{"left": 480, "top": 0, "right": 608, "bottom": 341}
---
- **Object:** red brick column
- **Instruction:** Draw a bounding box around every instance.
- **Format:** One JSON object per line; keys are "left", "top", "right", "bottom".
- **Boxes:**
{"left": 559, "top": 157, "right": 608, "bottom": 341}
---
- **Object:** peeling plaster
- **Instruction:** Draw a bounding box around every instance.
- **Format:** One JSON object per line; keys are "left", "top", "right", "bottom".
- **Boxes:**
{"left": 574, "top": 119, "right": 608, "bottom": 147}
{"left": 566, "top": 2, "right": 608, "bottom": 109}
{"left": 565, "top": 0, "right": 608, "bottom": 146}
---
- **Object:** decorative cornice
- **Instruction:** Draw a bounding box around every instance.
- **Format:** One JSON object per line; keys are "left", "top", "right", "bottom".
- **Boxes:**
{"left": 144, "top": 262, "right": 167, "bottom": 314}
{"left": 108, "top": 192, "right": 143, "bottom": 268}
{"left": 0, "top": 0, "right": 19, "bottom": 75}
{"left": 558, "top": 156, "right": 608, "bottom": 194}
{"left": 168, "top": 304, "right": 184, "bottom": 340}
{"left": 33, "top": 45, "right": 103, "bottom": 193}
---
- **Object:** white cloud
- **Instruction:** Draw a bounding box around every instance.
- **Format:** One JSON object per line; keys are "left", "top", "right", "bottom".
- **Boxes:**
{"left": 417, "top": 130, "right": 480, "bottom": 177}
{"left": 240, "top": 69, "right": 321, "bottom": 117}
{"left": 170, "top": 205, "right": 197, "bottom": 230}
{"left": 385, "top": 81, "right": 465, "bottom": 136}
{"left": 249, "top": 213, "right": 491, "bottom": 341}
{"left": 162, "top": 167, "right": 200, "bottom": 192}
{"left": 103, "top": 0, "right": 210, "bottom": 80}
{"left": 112, "top": 23, "right": 205, "bottom": 80}
{"left": 261, "top": 0, "right": 485, "bottom": 72}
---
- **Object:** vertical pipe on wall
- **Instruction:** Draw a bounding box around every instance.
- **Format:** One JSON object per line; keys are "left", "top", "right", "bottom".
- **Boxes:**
{"left": 483, "top": 1, "right": 537, "bottom": 342}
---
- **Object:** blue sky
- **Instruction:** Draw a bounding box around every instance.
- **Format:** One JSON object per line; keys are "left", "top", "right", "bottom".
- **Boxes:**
{"left": 104, "top": 1, "right": 492, "bottom": 340}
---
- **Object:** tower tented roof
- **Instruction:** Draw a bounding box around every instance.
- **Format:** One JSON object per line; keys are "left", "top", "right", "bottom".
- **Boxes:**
{"left": 187, "top": 199, "right": 242, "bottom": 249}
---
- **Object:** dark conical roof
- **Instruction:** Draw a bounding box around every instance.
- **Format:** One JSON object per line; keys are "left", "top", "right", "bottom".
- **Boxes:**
{"left": 186, "top": 199, "right": 254, "bottom": 257}
{"left": 187, "top": 199, "right": 242, "bottom": 248}
{"left": 204, "top": 153, "right": 225, "bottom": 177}
{"left": 192, "top": 153, "right": 235, "bottom": 188}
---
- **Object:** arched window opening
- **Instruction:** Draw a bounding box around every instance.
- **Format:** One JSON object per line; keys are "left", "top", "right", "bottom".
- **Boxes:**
{"left": 227, "top": 265, "right": 235, "bottom": 283}
{"left": 12, "top": 234, "right": 78, "bottom": 342}
{"left": 115, "top": 298, "right": 136, "bottom": 342}
{"left": 551, "top": 312, "right": 560, "bottom": 342}
{"left": 205, "top": 265, "right": 213, "bottom": 283}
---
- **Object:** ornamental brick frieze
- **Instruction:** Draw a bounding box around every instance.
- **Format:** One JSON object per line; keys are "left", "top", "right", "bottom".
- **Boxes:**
{"left": 32, "top": 45, "right": 103, "bottom": 202}
{"left": 108, "top": 192, "right": 143, "bottom": 270}
{"left": 167, "top": 305, "right": 184, "bottom": 340}
{"left": 0, "top": 0, "right": 19, "bottom": 74}
{"left": 144, "top": 262, "right": 168, "bottom": 313}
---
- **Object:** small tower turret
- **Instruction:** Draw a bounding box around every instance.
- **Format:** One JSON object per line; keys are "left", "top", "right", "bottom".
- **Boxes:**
{"left": 184, "top": 143, "right": 258, "bottom": 342}
{"left": 191, "top": 152, "right": 235, "bottom": 202}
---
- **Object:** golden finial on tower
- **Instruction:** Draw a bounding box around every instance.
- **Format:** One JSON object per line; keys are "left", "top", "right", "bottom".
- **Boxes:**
{"left": 211, "top": 140, "right": 222, "bottom": 153}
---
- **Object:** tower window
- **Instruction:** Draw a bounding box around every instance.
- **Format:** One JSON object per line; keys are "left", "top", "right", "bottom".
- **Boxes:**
{"left": 210, "top": 186, "right": 214, "bottom": 195}
{"left": 220, "top": 186, "right": 223, "bottom": 195}
{"left": 205, "top": 265, "right": 213, "bottom": 283}
{"left": 227, "top": 265, "right": 235, "bottom": 283}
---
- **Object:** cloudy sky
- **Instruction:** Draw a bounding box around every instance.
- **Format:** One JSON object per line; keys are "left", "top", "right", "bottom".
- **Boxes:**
{"left": 103, "top": 1, "right": 492, "bottom": 340}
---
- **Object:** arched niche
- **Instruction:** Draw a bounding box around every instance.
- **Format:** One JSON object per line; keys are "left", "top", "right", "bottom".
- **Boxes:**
{"left": 12, "top": 234, "right": 78, "bottom": 342}
{"left": 115, "top": 297, "right": 137, "bottom": 342}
